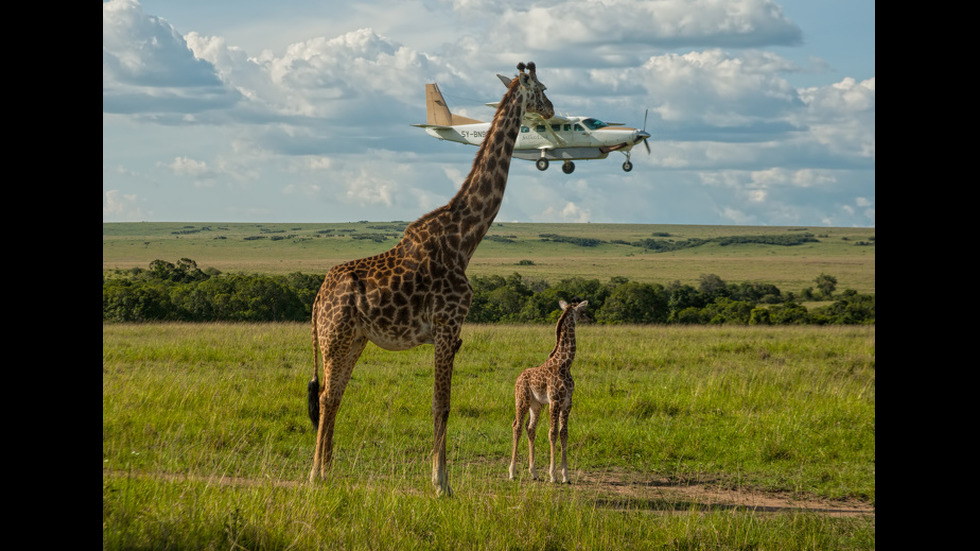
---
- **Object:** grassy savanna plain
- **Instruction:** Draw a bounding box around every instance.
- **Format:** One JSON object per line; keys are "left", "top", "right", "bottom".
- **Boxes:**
{"left": 102, "top": 222, "right": 875, "bottom": 295}
{"left": 103, "top": 321, "right": 875, "bottom": 549}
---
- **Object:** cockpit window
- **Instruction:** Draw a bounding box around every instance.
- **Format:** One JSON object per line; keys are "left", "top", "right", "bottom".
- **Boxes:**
{"left": 582, "top": 118, "right": 608, "bottom": 130}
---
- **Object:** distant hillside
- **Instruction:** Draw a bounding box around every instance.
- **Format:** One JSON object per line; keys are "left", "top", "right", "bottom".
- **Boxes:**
{"left": 103, "top": 222, "right": 875, "bottom": 294}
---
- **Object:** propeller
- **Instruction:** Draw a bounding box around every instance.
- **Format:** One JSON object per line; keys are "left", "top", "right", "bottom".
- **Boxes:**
{"left": 637, "top": 109, "right": 651, "bottom": 154}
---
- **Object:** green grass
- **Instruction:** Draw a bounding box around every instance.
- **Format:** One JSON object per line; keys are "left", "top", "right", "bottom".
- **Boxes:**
{"left": 104, "top": 475, "right": 874, "bottom": 550}
{"left": 104, "top": 322, "right": 875, "bottom": 549}
{"left": 102, "top": 222, "right": 876, "bottom": 294}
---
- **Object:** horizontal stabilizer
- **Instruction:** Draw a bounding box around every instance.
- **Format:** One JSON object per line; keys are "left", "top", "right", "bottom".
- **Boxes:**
{"left": 411, "top": 123, "right": 453, "bottom": 130}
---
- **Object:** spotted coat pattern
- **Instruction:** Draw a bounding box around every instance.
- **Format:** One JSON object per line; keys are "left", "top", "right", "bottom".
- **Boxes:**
{"left": 308, "top": 63, "right": 554, "bottom": 497}
{"left": 509, "top": 299, "right": 589, "bottom": 484}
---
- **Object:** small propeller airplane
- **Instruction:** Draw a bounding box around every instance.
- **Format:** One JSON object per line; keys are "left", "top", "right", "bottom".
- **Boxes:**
{"left": 412, "top": 75, "right": 651, "bottom": 174}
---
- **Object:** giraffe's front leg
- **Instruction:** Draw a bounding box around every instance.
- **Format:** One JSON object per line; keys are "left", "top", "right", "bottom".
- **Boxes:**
{"left": 431, "top": 331, "right": 458, "bottom": 497}
{"left": 548, "top": 401, "right": 560, "bottom": 483}
{"left": 558, "top": 405, "right": 571, "bottom": 484}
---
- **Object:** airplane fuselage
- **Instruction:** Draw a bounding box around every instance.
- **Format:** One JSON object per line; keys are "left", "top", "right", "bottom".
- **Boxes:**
{"left": 422, "top": 117, "right": 645, "bottom": 162}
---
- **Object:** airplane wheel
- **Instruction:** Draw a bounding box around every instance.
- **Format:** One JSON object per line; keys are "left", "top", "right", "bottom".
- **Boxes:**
{"left": 562, "top": 161, "right": 575, "bottom": 174}
{"left": 536, "top": 158, "right": 549, "bottom": 171}
{"left": 622, "top": 161, "right": 633, "bottom": 172}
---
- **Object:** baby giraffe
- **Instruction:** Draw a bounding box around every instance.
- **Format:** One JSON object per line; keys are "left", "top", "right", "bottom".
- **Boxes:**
{"left": 509, "top": 299, "right": 589, "bottom": 483}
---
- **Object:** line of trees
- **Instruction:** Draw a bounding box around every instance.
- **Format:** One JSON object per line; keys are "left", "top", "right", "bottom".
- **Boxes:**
{"left": 103, "top": 259, "right": 874, "bottom": 325}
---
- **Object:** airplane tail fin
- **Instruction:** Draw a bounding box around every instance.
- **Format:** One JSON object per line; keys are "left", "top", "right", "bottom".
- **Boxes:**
{"left": 424, "top": 83, "right": 483, "bottom": 126}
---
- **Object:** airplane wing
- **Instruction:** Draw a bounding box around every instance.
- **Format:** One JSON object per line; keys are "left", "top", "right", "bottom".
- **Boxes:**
{"left": 480, "top": 106, "right": 571, "bottom": 126}
{"left": 525, "top": 112, "right": 573, "bottom": 124}
{"left": 411, "top": 123, "right": 453, "bottom": 130}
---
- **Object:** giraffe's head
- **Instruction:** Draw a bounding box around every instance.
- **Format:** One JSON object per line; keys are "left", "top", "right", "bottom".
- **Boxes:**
{"left": 515, "top": 62, "right": 554, "bottom": 120}
{"left": 559, "top": 298, "right": 590, "bottom": 323}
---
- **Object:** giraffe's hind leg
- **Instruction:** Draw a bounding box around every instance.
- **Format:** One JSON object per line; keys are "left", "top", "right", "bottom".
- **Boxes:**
{"left": 526, "top": 400, "right": 542, "bottom": 480}
{"left": 509, "top": 384, "right": 529, "bottom": 480}
{"left": 309, "top": 331, "right": 367, "bottom": 482}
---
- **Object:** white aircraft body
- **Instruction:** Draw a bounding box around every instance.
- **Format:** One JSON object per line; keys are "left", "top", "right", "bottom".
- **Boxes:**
{"left": 413, "top": 76, "right": 651, "bottom": 174}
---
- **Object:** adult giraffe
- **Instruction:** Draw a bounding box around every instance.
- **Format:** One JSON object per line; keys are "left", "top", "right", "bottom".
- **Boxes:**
{"left": 308, "top": 62, "right": 554, "bottom": 496}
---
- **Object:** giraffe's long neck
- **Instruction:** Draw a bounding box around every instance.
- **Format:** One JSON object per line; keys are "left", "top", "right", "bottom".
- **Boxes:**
{"left": 448, "top": 81, "right": 525, "bottom": 263}
{"left": 548, "top": 310, "right": 577, "bottom": 371}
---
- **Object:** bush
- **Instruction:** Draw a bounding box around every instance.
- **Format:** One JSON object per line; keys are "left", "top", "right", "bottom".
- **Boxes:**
{"left": 103, "top": 261, "right": 875, "bottom": 326}
{"left": 596, "top": 281, "right": 668, "bottom": 324}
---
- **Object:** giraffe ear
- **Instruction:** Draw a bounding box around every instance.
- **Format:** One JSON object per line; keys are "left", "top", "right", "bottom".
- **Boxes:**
{"left": 578, "top": 300, "right": 589, "bottom": 309}
{"left": 559, "top": 300, "right": 569, "bottom": 310}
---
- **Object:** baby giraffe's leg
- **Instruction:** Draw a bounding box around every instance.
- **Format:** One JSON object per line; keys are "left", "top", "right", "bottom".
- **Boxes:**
{"left": 548, "top": 401, "right": 561, "bottom": 483}
{"left": 558, "top": 405, "right": 571, "bottom": 484}
{"left": 526, "top": 401, "right": 542, "bottom": 480}
{"left": 509, "top": 391, "right": 528, "bottom": 479}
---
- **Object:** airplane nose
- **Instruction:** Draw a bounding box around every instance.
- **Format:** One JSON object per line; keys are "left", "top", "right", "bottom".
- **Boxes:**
{"left": 634, "top": 130, "right": 651, "bottom": 153}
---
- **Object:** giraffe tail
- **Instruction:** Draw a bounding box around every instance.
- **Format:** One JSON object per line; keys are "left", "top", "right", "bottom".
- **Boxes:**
{"left": 307, "top": 374, "right": 320, "bottom": 431}
{"left": 307, "top": 301, "right": 321, "bottom": 431}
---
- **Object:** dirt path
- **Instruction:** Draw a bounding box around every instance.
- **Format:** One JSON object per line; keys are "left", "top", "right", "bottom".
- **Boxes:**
{"left": 575, "top": 470, "right": 874, "bottom": 517}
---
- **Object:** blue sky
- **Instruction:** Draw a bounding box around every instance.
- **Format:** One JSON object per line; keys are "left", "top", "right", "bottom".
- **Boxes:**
{"left": 103, "top": 0, "right": 874, "bottom": 226}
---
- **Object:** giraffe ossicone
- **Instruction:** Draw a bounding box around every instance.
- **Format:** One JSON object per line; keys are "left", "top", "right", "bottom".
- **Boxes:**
{"left": 509, "top": 299, "right": 589, "bottom": 484}
{"left": 307, "top": 62, "right": 553, "bottom": 497}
